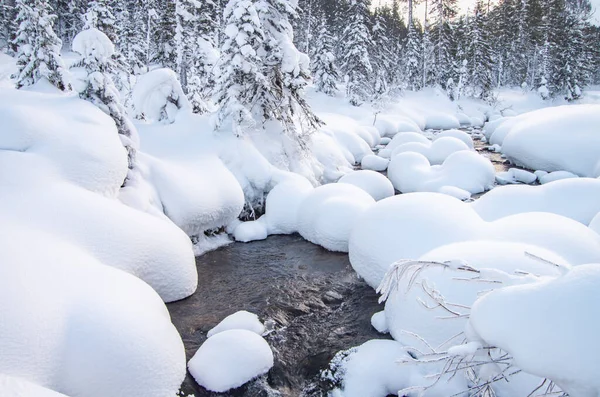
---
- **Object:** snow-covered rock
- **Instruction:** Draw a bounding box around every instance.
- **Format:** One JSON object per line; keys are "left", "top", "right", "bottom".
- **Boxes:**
{"left": 370, "top": 312, "right": 388, "bottom": 334}
{"left": 391, "top": 136, "right": 471, "bottom": 165}
{"left": 360, "top": 155, "right": 389, "bottom": 171}
{"left": 424, "top": 113, "right": 461, "bottom": 130}
{"left": 372, "top": 114, "right": 422, "bottom": 137}
{"left": 539, "top": 170, "right": 579, "bottom": 184}
{"left": 298, "top": 184, "right": 375, "bottom": 252}
{"left": 501, "top": 105, "right": 600, "bottom": 177}
{"left": 434, "top": 129, "right": 474, "bottom": 149}
{"left": 472, "top": 178, "right": 600, "bottom": 224}
{"left": 388, "top": 151, "right": 495, "bottom": 195}
{"left": 338, "top": 170, "right": 395, "bottom": 201}
{"left": 263, "top": 178, "right": 314, "bottom": 235}
{"left": 207, "top": 311, "right": 265, "bottom": 337}
{"left": 188, "top": 330, "right": 274, "bottom": 393}
{"left": 469, "top": 264, "right": 600, "bottom": 396}
{"left": 377, "top": 132, "right": 430, "bottom": 159}
{"left": 234, "top": 217, "right": 268, "bottom": 242}
{"left": 349, "top": 193, "right": 600, "bottom": 289}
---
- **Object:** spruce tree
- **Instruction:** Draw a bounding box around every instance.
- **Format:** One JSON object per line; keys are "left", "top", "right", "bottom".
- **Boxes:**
{"left": 312, "top": 16, "right": 339, "bottom": 96}
{"left": 466, "top": 0, "right": 494, "bottom": 101}
{"left": 403, "top": 21, "right": 422, "bottom": 91}
{"left": 340, "top": 0, "right": 373, "bottom": 106}
{"left": 429, "top": 0, "right": 458, "bottom": 89}
{"left": 82, "top": 0, "right": 118, "bottom": 43}
{"left": 13, "top": 0, "right": 69, "bottom": 90}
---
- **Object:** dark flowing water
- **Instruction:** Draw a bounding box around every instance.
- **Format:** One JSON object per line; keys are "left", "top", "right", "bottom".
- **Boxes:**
{"left": 168, "top": 234, "right": 386, "bottom": 397}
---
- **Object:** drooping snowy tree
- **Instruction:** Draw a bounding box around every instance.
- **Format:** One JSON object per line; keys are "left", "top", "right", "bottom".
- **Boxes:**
{"left": 72, "top": 28, "right": 138, "bottom": 180}
{"left": 13, "top": 0, "right": 70, "bottom": 90}
{"left": 312, "top": 16, "right": 338, "bottom": 96}
{"left": 340, "top": 0, "right": 373, "bottom": 106}
{"left": 82, "top": 0, "right": 118, "bottom": 43}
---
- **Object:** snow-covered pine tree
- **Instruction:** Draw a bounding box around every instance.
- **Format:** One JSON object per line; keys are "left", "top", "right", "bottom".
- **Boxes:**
{"left": 150, "top": 0, "right": 177, "bottom": 69}
{"left": 312, "top": 16, "right": 338, "bottom": 96}
{"left": 403, "top": 20, "right": 422, "bottom": 91}
{"left": 466, "top": 0, "right": 494, "bottom": 101}
{"left": 72, "top": 28, "right": 138, "bottom": 180}
{"left": 371, "top": 10, "right": 394, "bottom": 98}
{"left": 429, "top": 0, "right": 458, "bottom": 89}
{"left": 215, "top": 0, "right": 265, "bottom": 134}
{"left": 82, "top": 0, "right": 118, "bottom": 44}
{"left": 175, "top": 0, "right": 198, "bottom": 90}
{"left": 422, "top": 1, "right": 436, "bottom": 88}
{"left": 120, "top": 0, "right": 148, "bottom": 74}
{"left": 0, "top": 0, "right": 16, "bottom": 53}
{"left": 13, "top": 0, "right": 70, "bottom": 90}
{"left": 340, "top": 0, "right": 373, "bottom": 106}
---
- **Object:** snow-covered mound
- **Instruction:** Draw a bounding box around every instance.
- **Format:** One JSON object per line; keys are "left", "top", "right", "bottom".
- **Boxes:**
{"left": 132, "top": 68, "right": 191, "bottom": 123}
{"left": 378, "top": 132, "right": 430, "bottom": 159}
{"left": 207, "top": 311, "right": 265, "bottom": 337}
{"left": 263, "top": 178, "right": 314, "bottom": 235}
{"left": 72, "top": 28, "right": 115, "bottom": 64}
{"left": 469, "top": 264, "right": 600, "bottom": 396}
{"left": 591, "top": 212, "right": 600, "bottom": 234}
{"left": 311, "top": 131, "right": 354, "bottom": 181}
{"left": 318, "top": 113, "right": 375, "bottom": 162}
{"left": 495, "top": 168, "right": 537, "bottom": 185}
{"left": 0, "top": 374, "right": 70, "bottom": 397}
{"left": 349, "top": 193, "right": 600, "bottom": 289}
{"left": 298, "top": 184, "right": 375, "bottom": 252}
{"left": 372, "top": 114, "right": 422, "bottom": 137}
{"left": 338, "top": 170, "right": 395, "bottom": 201}
{"left": 188, "top": 330, "right": 274, "bottom": 393}
{"left": 501, "top": 105, "right": 600, "bottom": 177}
{"left": 388, "top": 151, "right": 495, "bottom": 195}
{"left": 424, "top": 112, "right": 461, "bottom": 130}
{"left": 434, "top": 129, "right": 474, "bottom": 149}
{"left": 391, "top": 136, "right": 471, "bottom": 165}
{"left": 472, "top": 178, "right": 600, "bottom": 224}
{"left": 360, "top": 155, "right": 389, "bottom": 171}
{"left": 539, "top": 170, "right": 579, "bottom": 184}
{"left": 383, "top": 241, "right": 567, "bottom": 352}
{"left": 0, "top": 224, "right": 186, "bottom": 397}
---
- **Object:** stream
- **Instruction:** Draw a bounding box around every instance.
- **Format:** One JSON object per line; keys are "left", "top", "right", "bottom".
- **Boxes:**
{"left": 168, "top": 234, "right": 386, "bottom": 396}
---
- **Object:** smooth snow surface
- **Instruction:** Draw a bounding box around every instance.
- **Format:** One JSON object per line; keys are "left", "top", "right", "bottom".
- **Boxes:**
{"left": 188, "top": 330, "right": 274, "bottom": 393}
{"left": 391, "top": 136, "right": 470, "bottom": 165}
{"left": 434, "top": 129, "right": 474, "bottom": 149}
{"left": 591, "top": 212, "right": 600, "bottom": 234}
{"left": 338, "top": 170, "right": 395, "bottom": 201}
{"left": 263, "top": 178, "right": 314, "bottom": 235}
{"left": 207, "top": 311, "right": 265, "bottom": 337}
{"left": 0, "top": 375, "right": 70, "bottom": 397}
{"left": 298, "top": 184, "right": 375, "bottom": 252}
{"left": 349, "top": 193, "right": 600, "bottom": 289}
{"left": 501, "top": 105, "right": 600, "bottom": 177}
{"left": 377, "top": 132, "right": 430, "bottom": 159}
{"left": 132, "top": 68, "right": 191, "bottom": 123}
{"left": 388, "top": 151, "right": 495, "bottom": 195}
{"left": 360, "top": 155, "right": 389, "bottom": 171}
{"left": 469, "top": 264, "right": 600, "bottom": 396}
{"left": 472, "top": 178, "right": 600, "bottom": 224}
{"left": 539, "top": 170, "right": 579, "bottom": 184}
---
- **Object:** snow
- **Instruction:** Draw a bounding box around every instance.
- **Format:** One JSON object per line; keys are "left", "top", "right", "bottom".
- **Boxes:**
{"left": 72, "top": 28, "right": 115, "bottom": 63}
{"left": 377, "top": 131, "right": 430, "bottom": 159}
{"left": 338, "top": 170, "right": 395, "bottom": 201}
{"left": 298, "top": 184, "right": 375, "bottom": 252}
{"left": 539, "top": 170, "right": 579, "bottom": 184}
{"left": 0, "top": 375, "right": 70, "bottom": 397}
{"left": 391, "top": 136, "right": 471, "bottom": 165}
{"left": 371, "top": 114, "right": 422, "bottom": 137}
{"left": 469, "top": 264, "right": 600, "bottom": 396}
{"left": 370, "top": 312, "right": 388, "bottom": 334}
{"left": 387, "top": 151, "right": 495, "bottom": 195}
{"left": 263, "top": 177, "right": 314, "bottom": 235}
{"left": 434, "top": 129, "right": 475, "bottom": 149}
{"left": 383, "top": 241, "right": 567, "bottom": 352}
{"left": 349, "top": 193, "right": 600, "bottom": 289}
{"left": 472, "top": 178, "right": 600, "bottom": 225}
{"left": 207, "top": 311, "right": 265, "bottom": 337}
{"left": 132, "top": 68, "right": 191, "bottom": 123}
{"left": 234, "top": 217, "right": 268, "bottom": 242}
{"left": 501, "top": 105, "right": 600, "bottom": 177}
{"left": 425, "top": 113, "right": 461, "bottom": 130}
{"left": 319, "top": 112, "right": 377, "bottom": 161}
{"left": 188, "top": 329, "right": 274, "bottom": 393}
{"left": 327, "top": 340, "right": 466, "bottom": 397}
{"left": 360, "top": 155, "right": 389, "bottom": 171}
{"left": 590, "top": 212, "right": 600, "bottom": 234}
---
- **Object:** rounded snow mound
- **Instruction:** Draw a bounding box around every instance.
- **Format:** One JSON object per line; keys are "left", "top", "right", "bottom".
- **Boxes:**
{"left": 391, "top": 136, "right": 470, "bottom": 165}
{"left": 133, "top": 68, "right": 191, "bottom": 123}
{"left": 378, "top": 132, "right": 429, "bottom": 159}
{"left": 264, "top": 178, "right": 314, "bottom": 235}
{"left": 434, "top": 129, "right": 474, "bottom": 149}
{"left": 384, "top": 241, "right": 567, "bottom": 352}
{"left": 469, "top": 264, "right": 600, "bottom": 396}
{"left": 360, "top": 155, "right": 389, "bottom": 172}
{"left": 207, "top": 311, "right": 265, "bottom": 337}
{"left": 349, "top": 193, "right": 600, "bottom": 289}
{"left": 72, "top": 28, "right": 115, "bottom": 62}
{"left": 424, "top": 113, "right": 461, "bottom": 130}
{"left": 298, "top": 184, "right": 375, "bottom": 252}
{"left": 0, "top": 374, "right": 70, "bottom": 397}
{"left": 188, "top": 329, "right": 274, "bottom": 393}
{"left": 372, "top": 114, "right": 422, "bottom": 137}
{"left": 338, "top": 170, "right": 395, "bottom": 201}
{"left": 472, "top": 178, "right": 600, "bottom": 224}
{"left": 501, "top": 104, "right": 600, "bottom": 177}
{"left": 388, "top": 151, "right": 495, "bottom": 195}
{"left": 590, "top": 212, "right": 600, "bottom": 235}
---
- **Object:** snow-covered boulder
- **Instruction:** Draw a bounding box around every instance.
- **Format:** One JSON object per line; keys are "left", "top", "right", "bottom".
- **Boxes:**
{"left": 383, "top": 241, "right": 567, "bottom": 352}
{"left": 263, "top": 178, "right": 314, "bottom": 235}
{"left": 391, "top": 136, "right": 470, "bottom": 165}
{"left": 472, "top": 178, "right": 600, "bottom": 224}
{"left": 468, "top": 264, "right": 600, "bottom": 396}
{"left": 207, "top": 311, "right": 265, "bottom": 338}
{"left": 298, "top": 184, "right": 375, "bottom": 252}
{"left": 234, "top": 217, "right": 268, "bottom": 242}
{"left": 311, "top": 131, "right": 354, "bottom": 181}
{"left": 378, "top": 132, "right": 430, "bottom": 159}
{"left": 388, "top": 151, "right": 495, "bottom": 195}
{"left": 372, "top": 114, "right": 422, "bottom": 137}
{"left": 319, "top": 113, "right": 377, "bottom": 160}
{"left": 539, "top": 170, "right": 579, "bottom": 184}
{"left": 424, "top": 113, "right": 461, "bottom": 130}
{"left": 501, "top": 105, "right": 600, "bottom": 177}
{"left": 349, "top": 193, "right": 600, "bottom": 289}
{"left": 327, "top": 340, "right": 466, "bottom": 397}
{"left": 434, "top": 129, "right": 474, "bottom": 149}
{"left": 360, "top": 155, "right": 389, "bottom": 172}
{"left": 133, "top": 68, "right": 191, "bottom": 123}
{"left": 338, "top": 170, "right": 395, "bottom": 201}
{"left": 188, "top": 330, "right": 274, "bottom": 393}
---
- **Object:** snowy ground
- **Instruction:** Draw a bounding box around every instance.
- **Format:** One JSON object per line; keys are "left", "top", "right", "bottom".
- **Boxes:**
{"left": 2, "top": 48, "right": 600, "bottom": 396}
